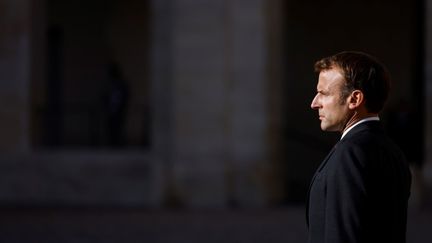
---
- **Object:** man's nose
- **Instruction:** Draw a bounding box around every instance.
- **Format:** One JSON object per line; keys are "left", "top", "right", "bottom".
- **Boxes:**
{"left": 311, "top": 95, "right": 319, "bottom": 109}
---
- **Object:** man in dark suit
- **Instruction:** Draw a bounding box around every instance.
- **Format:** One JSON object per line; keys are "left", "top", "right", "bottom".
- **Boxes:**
{"left": 308, "top": 51, "right": 411, "bottom": 243}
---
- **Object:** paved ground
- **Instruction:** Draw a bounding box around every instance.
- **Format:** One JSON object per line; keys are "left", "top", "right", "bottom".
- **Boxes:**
{"left": 0, "top": 205, "right": 429, "bottom": 243}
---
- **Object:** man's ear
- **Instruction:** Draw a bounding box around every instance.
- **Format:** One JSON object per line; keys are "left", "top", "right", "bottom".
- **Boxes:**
{"left": 348, "top": 90, "right": 364, "bottom": 109}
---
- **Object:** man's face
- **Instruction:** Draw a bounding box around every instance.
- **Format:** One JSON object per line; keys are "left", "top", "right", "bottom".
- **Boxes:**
{"left": 311, "top": 68, "right": 351, "bottom": 132}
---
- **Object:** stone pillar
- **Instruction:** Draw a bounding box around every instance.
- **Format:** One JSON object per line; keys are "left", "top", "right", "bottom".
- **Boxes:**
{"left": 0, "top": 0, "right": 31, "bottom": 152}
{"left": 424, "top": 0, "right": 432, "bottom": 185}
{"left": 171, "top": 0, "right": 268, "bottom": 207}
{"left": 172, "top": 0, "right": 230, "bottom": 207}
{"left": 149, "top": 0, "right": 175, "bottom": 206}
{"left": 227, "top": 0, "right": 268, "bottom": 206}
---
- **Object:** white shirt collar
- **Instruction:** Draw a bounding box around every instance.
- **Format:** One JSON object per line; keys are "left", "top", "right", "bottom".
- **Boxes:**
{"left": 341, "top": 116, "right": 380, "bottom": 140}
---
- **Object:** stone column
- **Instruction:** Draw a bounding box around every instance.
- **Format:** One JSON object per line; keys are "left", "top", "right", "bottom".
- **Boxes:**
{"left": 171, "top": 0, "right": 268, "bottom": 207}
{"left": 171, "top": 0, "right": 230, "bottom": 207}
{"left": 149, "top": 0, "right": 176, "bottom": 206}
{"left": 0, "top": 0, "right": 32, "bottom": 152}
{"left": 227, "top": 0, "right": 268, "bottom": 206}
{"left": 424, "top": 0, "right": 432, "bottom": 185}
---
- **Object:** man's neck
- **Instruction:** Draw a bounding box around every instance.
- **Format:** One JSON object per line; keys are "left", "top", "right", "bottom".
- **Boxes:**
{"left": 341, "top": 115, "right": 379, "bottom": 139}
{"left": 342, "top": 108, "right": 378, "bottom": 133}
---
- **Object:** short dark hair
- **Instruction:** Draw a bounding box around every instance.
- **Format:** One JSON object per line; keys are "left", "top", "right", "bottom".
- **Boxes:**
{"left": 314, "top": 51, "right": 391, "bottom": 113}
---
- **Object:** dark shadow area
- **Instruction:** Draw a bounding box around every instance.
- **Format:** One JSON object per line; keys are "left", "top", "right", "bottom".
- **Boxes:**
{"left": 0, "top": 205, "right": 430, "bottom": 243}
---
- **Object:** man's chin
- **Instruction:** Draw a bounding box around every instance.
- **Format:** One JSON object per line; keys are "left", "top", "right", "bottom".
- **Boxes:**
{"left": 320, "top": 123, "right": 329, "bottom": 131}
{"left": 320, "top": 124, "right": 338, "bottom": 132}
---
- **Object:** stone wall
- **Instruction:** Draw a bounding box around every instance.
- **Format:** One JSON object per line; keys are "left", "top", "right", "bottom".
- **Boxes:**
{"left": 0, "top": 0, "right": 429, "bottom": 208}
{"left": 0, "top": 0, "right": 278, "bottom": 208}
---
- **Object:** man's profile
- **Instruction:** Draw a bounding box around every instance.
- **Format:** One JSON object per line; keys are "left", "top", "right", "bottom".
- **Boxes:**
{"left": 307, "top": 51, "right": 411, "bottom": 243}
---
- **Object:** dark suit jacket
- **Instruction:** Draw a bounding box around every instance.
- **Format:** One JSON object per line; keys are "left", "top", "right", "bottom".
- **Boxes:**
{"left": 307, "top": 121, "right": 411, "bottom": 243}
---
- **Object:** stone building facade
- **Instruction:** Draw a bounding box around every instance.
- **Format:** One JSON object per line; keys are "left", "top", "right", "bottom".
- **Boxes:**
{"left": 0, "top": 0, "right": 430, "bottom": 208}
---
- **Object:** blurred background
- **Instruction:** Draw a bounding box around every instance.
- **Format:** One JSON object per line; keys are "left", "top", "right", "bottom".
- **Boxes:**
{"left": 0, "top": 0, "right": 431, "bottom": 242}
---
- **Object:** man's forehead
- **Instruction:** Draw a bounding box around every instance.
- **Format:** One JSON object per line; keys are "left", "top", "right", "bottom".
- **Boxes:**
{"left": 317, "top": 69, "right": 345, "bottom": 90}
